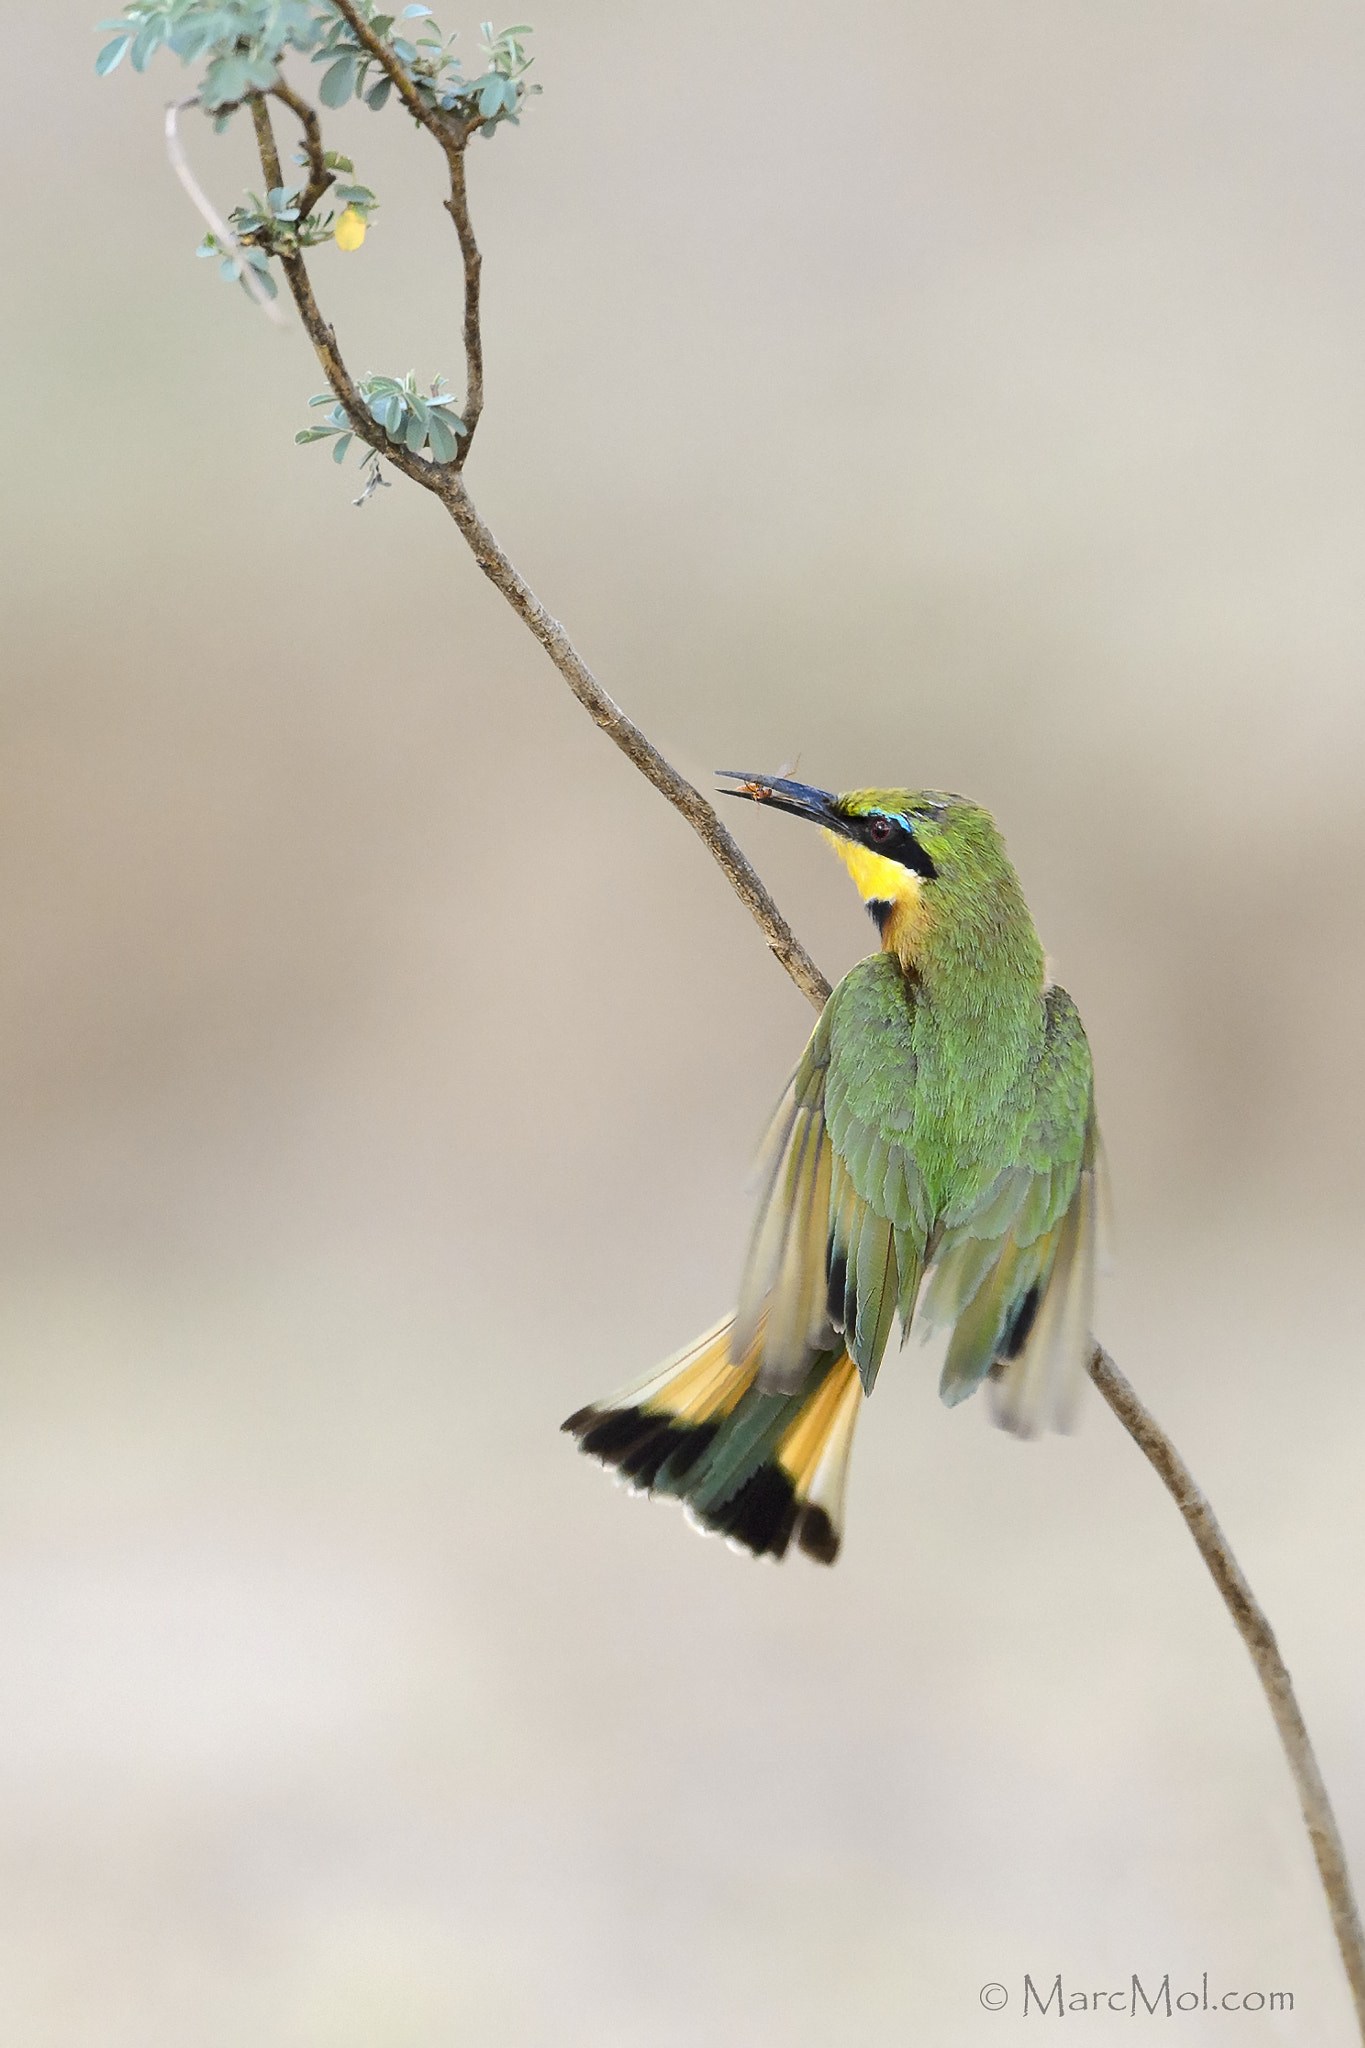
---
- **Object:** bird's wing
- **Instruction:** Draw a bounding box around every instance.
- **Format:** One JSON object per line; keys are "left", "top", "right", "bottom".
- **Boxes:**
{"left": 735, "top": 954, "right": 928, "bottom": 1397}
{"left": 924, "top": 986, "right": 1099, "bottom": 1434}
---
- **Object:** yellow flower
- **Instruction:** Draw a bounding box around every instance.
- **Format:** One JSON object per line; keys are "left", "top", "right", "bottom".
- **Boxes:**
{"left": 335, "top": 206, "right": 366, "bottom": 252}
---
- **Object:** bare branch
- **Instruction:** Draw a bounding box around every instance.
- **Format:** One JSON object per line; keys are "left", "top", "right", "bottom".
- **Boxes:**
{"left": 1088, "top": 1345, "right": 1365, "bottom": 2037}
{"left": 164, "top": 96, "right": 288, "bottom": 326}
{"left": 248, "top": 89, "right": 284, "bottom": 194}
{"left": 434, "top": 475, "right": 833, "bottom": 1009}
{"left": 269, "top": 77, "right": 335, "bottom": 221}
{"left": 444, "top": 147, "right": 483, "bottom": 460}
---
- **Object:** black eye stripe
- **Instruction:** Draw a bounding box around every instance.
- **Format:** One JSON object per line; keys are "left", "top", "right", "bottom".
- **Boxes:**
{"left": 854, "top": 815, "right": 938, "bottom": 881}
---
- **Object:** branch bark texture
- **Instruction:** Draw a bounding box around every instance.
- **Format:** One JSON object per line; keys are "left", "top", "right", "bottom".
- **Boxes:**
{"left": 328, "top": 0, "right": 454, "bottom": 140}
{"left": 270, "top": 75, "right": 335, "bottom": 219}
{"left": 1089, "top": 1346, "right": 1365, "bottom": 2038}
{"left": 438, "top": 479, "right": 833, "bottom": 1008}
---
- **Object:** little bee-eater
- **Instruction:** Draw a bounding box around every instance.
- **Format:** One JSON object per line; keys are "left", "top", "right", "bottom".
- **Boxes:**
{"left": 564, "top": 777, "right": 1102, "bottom": 1565}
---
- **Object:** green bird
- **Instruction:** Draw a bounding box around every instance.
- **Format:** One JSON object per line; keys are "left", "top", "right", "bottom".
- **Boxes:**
{"left": 564, "top": 775, "right": 1103, "bottom": 1565}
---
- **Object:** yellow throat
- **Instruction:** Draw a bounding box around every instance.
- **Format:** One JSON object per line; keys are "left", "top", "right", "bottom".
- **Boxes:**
{"left": 822, "top": 831, "right": 930, "bottom": 963}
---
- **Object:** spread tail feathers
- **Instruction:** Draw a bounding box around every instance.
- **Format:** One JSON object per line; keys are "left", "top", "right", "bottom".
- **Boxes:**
{"left": 562, "top": 1316, "right": 863, "bottom": 1564}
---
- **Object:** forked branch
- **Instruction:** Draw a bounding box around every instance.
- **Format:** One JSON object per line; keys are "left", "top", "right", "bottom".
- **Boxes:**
{"left": 270, "top": 74, "right": 334, "bottom": 219}
{"left": 238, "top": 80, "right": 830, "bottom": 1009}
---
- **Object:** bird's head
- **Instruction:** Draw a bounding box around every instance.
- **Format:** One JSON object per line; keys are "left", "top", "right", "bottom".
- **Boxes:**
{"left": 718, "top": 773, "right": 1017, "bottom": 964}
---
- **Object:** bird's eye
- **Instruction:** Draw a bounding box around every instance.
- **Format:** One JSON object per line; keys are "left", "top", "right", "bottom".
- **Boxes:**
{"left": 868, "top": 817, "right": 892, "bottom": 844}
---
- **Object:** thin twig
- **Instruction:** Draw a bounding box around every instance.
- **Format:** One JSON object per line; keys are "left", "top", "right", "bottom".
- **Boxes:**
{"left": 248, "top": 90, "right": 284, "bottom": 194}
{"left": 437, "top": 476, "right": 833, "bottom": 1007}
{"left": 328, "top": 0, "right": 458, "bottom": 142}
{"left": 323, "top": 0, "right": 483, "bottom": 460}
{"left": 444, "top": 147, "right": 483, "bottom": 459}
{"left": 1089, "top": 1345, "right": 1365, "bottom": 2037}
{"left": 270, "top": 76, "right": 334, "bottom": 220}
{"left": 164, "top": 96, "right": 289, "bottom": 325}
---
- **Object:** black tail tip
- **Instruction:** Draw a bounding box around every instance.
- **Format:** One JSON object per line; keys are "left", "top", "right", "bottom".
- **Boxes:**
{"left": 563, "top": 1400, "right": 844, "bottom": 1566}
{"left": 796, "top": 1504, "right": 839, "bottom": 1565}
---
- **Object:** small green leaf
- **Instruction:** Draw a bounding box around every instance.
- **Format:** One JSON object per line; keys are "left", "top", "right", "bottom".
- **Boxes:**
{"left": 427, "top": 413, "right": 456, "bottom": 463}
{"left": 323, "top": 152, "right": 355, "bottom": 172}
{"left": 204, "top": 52, "right": 251, "bottom": 106}
{"left": 402, "top": 5, "right": 433, "bottom": 15}
{"left": 129, "top": 18, "right": 164, "bottom": 71}
{"left": 296, "top": 427, "right": 340, "bottom": 444}
{"left": 365, "top": 75, "right": 392, "bottom": 109}
{"left": 404, "top": 409, "right": 427, "bottom": 453}
{"left": 95, "top": 35, "right": 130, "bottom": 75}
{"left": 319, "top": 53, "right": 359, "bottom": 107}
{"left": 219, "top": 257, "right": 241, "bottom": 283}
{"left": 332, "top": 432, "right": 355, "bottom": 463}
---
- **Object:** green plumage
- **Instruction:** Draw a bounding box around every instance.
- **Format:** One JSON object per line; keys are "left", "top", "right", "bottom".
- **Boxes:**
{"left": 732, "top": 782, "right": 1100, "bottom": 1435}
{"left": 564, "top": 776, "right": 1104, "bottom": 1571}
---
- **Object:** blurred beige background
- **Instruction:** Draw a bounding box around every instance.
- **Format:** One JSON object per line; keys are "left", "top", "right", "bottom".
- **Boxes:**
{"left": 3, "top": 2, "right": 1365, "bottom": 2041}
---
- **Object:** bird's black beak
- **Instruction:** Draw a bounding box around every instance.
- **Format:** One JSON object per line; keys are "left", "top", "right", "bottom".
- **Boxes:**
{"left": 715, "top": 771, "right": 849, "bottom": 834}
